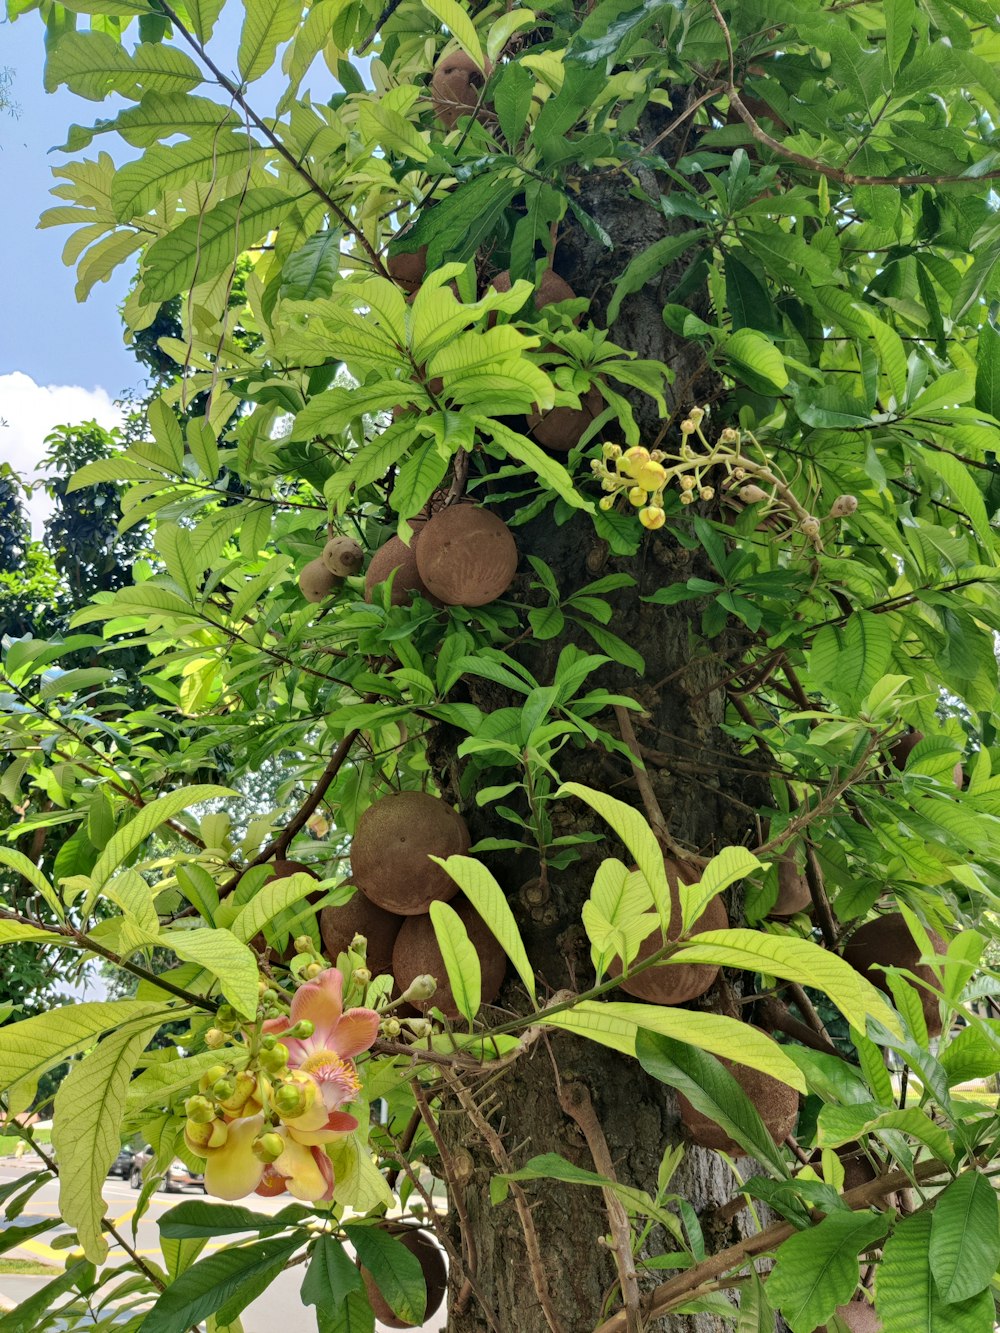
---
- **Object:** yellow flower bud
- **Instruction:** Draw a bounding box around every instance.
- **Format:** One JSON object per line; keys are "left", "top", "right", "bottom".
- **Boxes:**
{"left": 599, "top": 496, "right": 616, "bottom": 510}
{"left": 628, "top": 486, "right": 648, "bottom": 508}
{"left": 679, "top": 475, "right": 696, "bottom": 492}
{"left": 680, "top": 492, "right": 695, "bottom": 505}
{"left": 634, "top": 461, "right": 667, "bottom": 491}
{"left": 699, "top": 486, "right": 715, "bottom": 501}
{"left": 639, "top": 506, "right": 666, "bottom": 530}
{"left": 217, "top": 1072, "right": 257, "bottom": 1116}
{"left": 204, "top": 1028, "right": 227, "bottom": 1050}
{"left": 303, "top": 962, "right": 324, "bottom": 980}
{"left": 680, "top": 419, "right": 695, "bottom": 434}
{"left": 602, "top": 443, "right": 622, "bottom": 460}
{"left": 294, "top": 935, "right": 313, "bottom": 955}
{"left": 689, "top": 406, "right": 705, "bottom": 426}
{"left": 185, "top": 1095, "right": 216, "bottom": 1124}
{"left": 719, "top": 427, "right": 740, "bottom": 444}
{"left": 252, "top": 1132, "right": 285, "bottom": 1164}
{"left": 402, "top": 974, "right": 437, "bottom": 1003}
{"left": 382, "top": 1016, "right": 402, "bottom": 1037}
{"left": 199, "top": 1065, "right": 229, "bottom": 1095}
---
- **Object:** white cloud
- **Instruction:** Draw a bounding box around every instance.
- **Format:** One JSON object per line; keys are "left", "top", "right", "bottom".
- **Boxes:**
{"left": 0, "top": 371, "right": 124, "bottom": 535}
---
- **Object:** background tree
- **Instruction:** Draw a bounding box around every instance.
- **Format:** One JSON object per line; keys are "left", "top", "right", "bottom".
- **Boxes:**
{"left": 3, "top": 2, "right": 1000, "bottom": 1332}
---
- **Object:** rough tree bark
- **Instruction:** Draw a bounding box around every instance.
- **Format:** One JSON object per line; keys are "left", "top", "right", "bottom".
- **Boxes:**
{"left": 428, "top": 145, "right": 778, "bottom": 1333}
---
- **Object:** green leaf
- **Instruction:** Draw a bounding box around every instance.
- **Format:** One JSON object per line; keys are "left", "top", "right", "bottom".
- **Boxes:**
{"left": 494, "top": 61, "right": 534, "bottom": 147}
{"left": 141, "top": 189, "right": 299, "bottom": 303}
{"left": 230, "top": 872, "right": 319, "bottom": 944}
{"left": 635, "top": 1031, "right": 793, "bottom": 1178}
{"left": 280, "top": 230, "right": 342, "bottom": 302}
{"left": 671, "top": 930, "right": 902, "bottom": 1037}
{"left": 877, "top": 1211, "right": 995, "bottom": 1332}
{"left": 52, "top": 1015, "right": 161, "bottom": 1261}
{"left": 808, "top": 611, "right": 893, "bottom": 706}
{"left": 160, "top": 1201, "right": 300, "bottom": 1238}
{"left": 420, "top": 0, "right": 485, "bottom": 67}
{"left": 607, "top": 229, "right": 706, "bottom": 324}
{"left": 432, "top": 855, "right": 536, "bottom": 1003}
{"left": 922, "top": 447, "right": 994, "bottom": 554}
{"left": 556, "top": 783, "right": 672, "bottom": 933}
{"left": 161, "top": 928, "right": 260, "bottom": 1018}
{"left": 681, "top": 846, "right": 761, "bottom": 932}
{"left": 723, "top": 328, "right": 789, "bottom": 395}
{"left": 343, "top": 1226, "right": 426, "bottom": 1326}
{"left": 238, "top": 0, "right": 302, "bottom": 82}
{"left": 975, "top": 318, "right": 1000, "bottom": 419}
{"left": 141, "top": 1236, "right": 304, "bottom": 1333}
{"left": 475, "top": 416, "right": 592, "bottom": 512}
{"left": 428, "top": 899, "right": 482, "bottom": 1022}
{"left": 302, "top": 1233, "right": 363, "bottom": 1307}
{"left": 111, "top": 134, "right": 258, "bottom": 220}
{"left": 89, "top": 784, "right": 234, "bottom": 895}
{"left": 0, "top": 1000, "right": 177, "bottom": 1098}
{"left": 0, "top": 848, "right": 64, "bottom": 919}
{"left": 928, "top": 1172, "right": 999, "bottom": 1303}
{"left": 546, "top": 1002, "right": 806, "bottom": 1092}
{"left": 766, "top": 1210, "right": 890, "bottom": 1332}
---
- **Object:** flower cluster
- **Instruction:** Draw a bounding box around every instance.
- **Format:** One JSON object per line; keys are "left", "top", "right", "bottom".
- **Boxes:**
{"left": 184, "top": 969, "right": 379, "bottom": 1203}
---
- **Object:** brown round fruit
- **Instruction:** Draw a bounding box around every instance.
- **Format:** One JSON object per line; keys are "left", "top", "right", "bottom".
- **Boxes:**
{"left": 887, "top": 728, "right": 922, "bottom": 771}
{"left": 387, "top": 245, "right": 427, "bottom": 294}
{"left": 490, "top": 267, "right": 580, "bottom": 319}
{"left": 819, "top": 1300, "right": 882, "bottom": 1331}
{"left": 364, "top": 535, "right": 434, "bottom": 606}
{"left": 299, "top": 557, "right": 340, "bottom": 603}
{"left": 526, "top": 385, "right": 603, "bottom": 452}
{"left": 414, "top": 505, "right": 517, "bottom": 606}
{"left": 319, "top": 891, "right": 402, "bottom": 978}
{"left": 392, "top": 898, "right": 506, "bottom": 1018}
{"left": 431, "top": 51, "right": 492, "bottom": 130}
{"left": 678, "top": 1058, "right": 799, "bottom": 1155}
{"left": 351, "top": 791, "right": 470, "bottom": 915}
{"left": 842, "top": 913, "right": 946, "bottom": 1037}
{"left": 321, "top": 536, "right": 364, "bottom": 577}
{"left": 608, "top": 859, "right": 729, "bottom": 1004}
{"left": 770, "top": 852, "right": 812, "bottom": 917}
{"left": 360, "top": 1228, "right": 447, "bottom": 1328}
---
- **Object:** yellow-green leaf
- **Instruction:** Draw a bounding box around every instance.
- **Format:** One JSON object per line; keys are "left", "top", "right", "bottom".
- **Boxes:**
{"left": 421, "top": 0, "right": 485, "bottom": 67}
{"left": 429, "top": 900, "right": 481, "bottom": 1022}
{"left": 433, "top": 855, "right": 536, "bottom": 1003}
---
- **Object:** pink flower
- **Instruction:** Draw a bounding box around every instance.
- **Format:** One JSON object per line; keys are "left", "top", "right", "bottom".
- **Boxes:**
{"left": 263, "top": 968, "right": 380, "bottom": 1125}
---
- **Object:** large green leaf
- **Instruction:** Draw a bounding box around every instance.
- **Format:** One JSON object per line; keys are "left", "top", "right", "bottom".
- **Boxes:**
{"left": 141, "top": 1236, "right": 305, "bottom": 1333}
{"left": 670, "top": 930, "right": 903, "bottom": 1037}
{"left": 928, "top": 1172, "right": 999, "bottom": 1303}
{"left": 766, "top": 1210, "right": 890, "bottom": 1332}
{"left": 88, "top": 784, "right": 234, "bottom": 896}
{"left": 141, "top": 189, "right": 299, "bottom": 302}
{"left": 877, "top": 1211, "right": 994, "bottom": 1332}
{"left": 433, "top": 854, "right": 536, "bottom": 1003}
{"left": 230, "top": 872, "right": 320, "bottom": 943}
{"left": 428, "top": 900, "right": 481, "bottom": 1022}
{"left": 161, "top": 927, "right": 260, "bottom": 1017}
{"left": 111, "top": 134, "right": 260, "bottom": 220}
{"left": 343, "top": 1225, "right": 426, "bottom": 1326}
{"left": 238, "top": 0, "right": 302, "bottom": 82}
{"left": 52, "top": 1015, "right": 162, "bottom": 1261}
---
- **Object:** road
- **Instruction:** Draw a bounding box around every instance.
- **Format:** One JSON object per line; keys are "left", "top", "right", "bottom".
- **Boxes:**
{"left": 0, "top": 1158, "right": 447, "bottom": 1331}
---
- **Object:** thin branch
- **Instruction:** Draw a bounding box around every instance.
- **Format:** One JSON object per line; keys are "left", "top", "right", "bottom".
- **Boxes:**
{"left": 557, "top": 1079, "right": 642, "bottom": 1333}
{"left": 613, "top": 705, "right": 706, "bottom": 868}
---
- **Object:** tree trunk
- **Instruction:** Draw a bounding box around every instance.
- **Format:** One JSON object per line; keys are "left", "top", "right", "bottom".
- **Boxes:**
{"left": 429, "top": 149, "right": 775, "bottom": 1332}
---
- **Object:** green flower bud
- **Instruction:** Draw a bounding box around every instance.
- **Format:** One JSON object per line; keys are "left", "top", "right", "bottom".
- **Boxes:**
{"left": 198, "top": 1064, "right": 228, "bottom": 1094}
{"left": 204, "top": 1028, "right": 228, "bottom": 1050}
{"left": 402, "top": 974, "right": 437, "bottom": 1003}
{"left": 381, "top": 1017, "right": 402, "bottom": 1038}
{"left": 294, "top": 935, "right": 313, "bottom": 955}
{"left": 303, "top": 962, "right": 324, "bottom": 980}
{"left": 259, "top": 1043, "right": 289, "bottom": 1075}
{"left": 213, "top": 1076, "right": 236, "bottom": 1101}
{"left": 260, "top": 1033, "right": 278, "bottom": 1051}
{"left": 293, "top": 1019, "right": 314, "bottom": 1038}
{"left": 273, "top": 1082, "right": 308, "bottom": 1118}
{"left": 353, "top": 968, "right": 371, "bottom": 986}
{"left": 184, "top": 1095, "right": 216, "bottom": 1124}
{"left": 252, "top": 1132, "right": 285, "bottom": 1163}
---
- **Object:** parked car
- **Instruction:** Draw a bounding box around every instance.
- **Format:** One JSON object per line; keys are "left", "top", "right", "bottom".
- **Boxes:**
{"left": 129, "top": 1145, "right": 205, "bottom": 1193}
{"left": 108, "top": 1145, "right": 136, "bottom": 1179}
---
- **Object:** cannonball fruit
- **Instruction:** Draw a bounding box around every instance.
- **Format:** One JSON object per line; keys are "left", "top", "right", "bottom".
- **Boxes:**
{"left": 387, "top": 245, "right": 427, "bottom": 294}
{"left": 319, "top": 891, "right": 403, "bottom": 978}
{"left": 431, "top": 51, "right": 492, "bottom": 130}
{"left": 608, "top": 859, "right": 729, "bottom": 1004}
{"left": 299, "top": 557, "right": 339, "bottom": 603}
{"left": 819, "top": 1300, "right": 882, "bottom": 1332}
{"left": 678, "top": 1059, "right": 799, "bottom": 1155}
{"left": 491, "top": 267, "right": 580, "bottom": 318}
{"left": 414, "top": 505, "right": 517, "bottom": 606}
{"left": 527, "top": 385, "right": 603, "bottom": 452}
{"left": 770, "top": 852, "right": 812, "bottom": 917}
{"left": 364, "top": 535, "right": 433, "bottom": 606}
{"left": 360, "top": 1229, "right": 447, "bottom": 1328}
{"left": 321, "top": 536, "right": 364, "bottom": 577}
{"left": 392, "top": 898, "right": 506, "bottom": 1018}
{"left": 351, "top": 791, "right": 470, "bottom": 915}
{"left": 842, "top": 913, "right": 946, "bottom": 1037}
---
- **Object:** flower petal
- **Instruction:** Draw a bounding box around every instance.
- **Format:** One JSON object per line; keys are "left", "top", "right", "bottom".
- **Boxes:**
{"left": 204, "top": 1115, "right": 266, "bottom": 1201}
{"left": 289, "top": 968, "right": 345, "bottom": 1040}
{"left": 330, "top": 1008, "right": 381, "bottom": 1059}
{"left": 273, "top": 1138, "right": 335, "bottom": 1202}
{"left": 288, "top": 1112, "right": 358, "bottom": 1145}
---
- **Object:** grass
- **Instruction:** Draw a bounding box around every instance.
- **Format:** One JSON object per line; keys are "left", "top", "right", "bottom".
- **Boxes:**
{"left": 0, "top": 1258, "right": 59, "bottom": 1276}
{"left": 0, "top": 1131, "right": 51, "bottom": 1157}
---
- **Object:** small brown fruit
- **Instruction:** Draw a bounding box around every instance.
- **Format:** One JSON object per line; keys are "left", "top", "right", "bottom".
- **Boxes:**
{"left": 392, "top": 898, "right": 506, "bottom": 1018}
{"left": 360, "top": 1228, "right": 447, "bottom": 1328}
{"left": 321, "top": 536, "right": 364, "bottom": 577}
{"left": 351, "top": 791, "right": 469, "bottom": 915}
{"left": 299, "top": 557, "right": 340, "bottom": 603}
{"left": 887, "top": 728, "right": 922, "bottom": 771}
{"left": 319, "top": 891, "right": 403, "bottom": 978}
{"left": 819, "top": 1300, "right": 882, "bottom": 1331}
{"left": 431, "top": 51, "right": 492, "bottom": 130}
{"left": 364, "top": 535, "right": 434, "bottom": 606}
{"left": 414, "top": 505, "right": 517, "bottom": 606}
{"left": 770, "top": 852, "right": 812, "bottom": 917}
{"left": 608, "top": 859, "right": 729, "bottom": 1004}
{"left": 387, "top": 245, "right": 427, "bottom": 294}
{"left": 842, "top": 913, "right": 946, "bottom": 1037}
{"left": 526, "top": 385, "right": 603, "bottom": 453}
{"left": 678, "top": 1058, "right": 799, "bottom": 1155}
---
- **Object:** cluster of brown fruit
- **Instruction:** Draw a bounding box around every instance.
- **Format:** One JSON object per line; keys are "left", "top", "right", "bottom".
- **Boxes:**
{"left": 298, "top": 535, "right": 364, "bottom": 602}
{"left": 320, "top": 790, "right": 506, "bottom": 1021}
{"left": 364, "top": 502, "right": 518, "bottom": 608}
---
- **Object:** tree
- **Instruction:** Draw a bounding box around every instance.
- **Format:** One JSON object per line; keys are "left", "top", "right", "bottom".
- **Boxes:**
{"left": 4, "top": 2, "right": 1000, "bottom": 1331}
